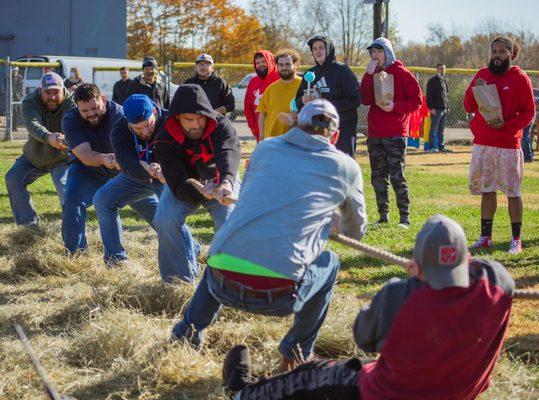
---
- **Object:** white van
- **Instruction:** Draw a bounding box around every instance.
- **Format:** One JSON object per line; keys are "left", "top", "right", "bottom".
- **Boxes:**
{"left": 14, "top": 55, "right": 173, "bottom": 99}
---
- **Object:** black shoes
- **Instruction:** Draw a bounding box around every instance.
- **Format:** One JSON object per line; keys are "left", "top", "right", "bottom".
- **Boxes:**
{"left": 223, "top": 345, "right": 253, "bottom": 396}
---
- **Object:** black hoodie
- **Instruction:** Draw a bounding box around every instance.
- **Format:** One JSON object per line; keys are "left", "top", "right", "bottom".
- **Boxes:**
{"left": 184, "top": 72, "right": 235, "bottom": 113}
{"left": 155, "top": 84, "right": 240, "bottom": 203}
{"left": 294, "top": 36, "right": 361, "bottom": 128}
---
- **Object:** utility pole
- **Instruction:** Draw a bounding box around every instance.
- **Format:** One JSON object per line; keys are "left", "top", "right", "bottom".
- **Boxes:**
{"left": 367, "top": 0, "right": 389, "bottom": 40}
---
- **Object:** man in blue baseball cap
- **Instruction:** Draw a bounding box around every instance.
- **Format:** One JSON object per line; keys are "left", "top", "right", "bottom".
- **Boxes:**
{"left": 93, "top": 94, "right": 195, "bottom": 267}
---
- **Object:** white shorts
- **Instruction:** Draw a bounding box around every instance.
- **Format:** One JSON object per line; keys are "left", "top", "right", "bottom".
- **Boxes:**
{"left": 469, "top": 144, "right": 524, "bottom": 197}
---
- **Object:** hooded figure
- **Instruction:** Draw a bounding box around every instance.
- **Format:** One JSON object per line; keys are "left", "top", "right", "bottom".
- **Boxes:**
{"left": 155, "top": 84, "right": 240, "bottom": 204}
{"left": 360, "top": 37, "right": 422, "bottom": 228}
{"left": 244, "top": 50, "right": 280, "bottom": 140}
{"left": 294, "top": 35, "right": 361, "bottom": 157}
{"left": 153, "top": 84, "right": 241, "bottom": 283}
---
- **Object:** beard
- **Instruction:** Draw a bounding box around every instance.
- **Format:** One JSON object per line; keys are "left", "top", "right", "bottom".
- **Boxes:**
{"left": 85, "top": 112, "right": 105, "bottom": 126}
{"left": 488, "top": 57, "right": 511, "bottom": 75}
{"left": 256, "top": 67, "right": 268, "bottom": 78}
{"left": 278, "top": 70, "right": 294, "bottom": 80}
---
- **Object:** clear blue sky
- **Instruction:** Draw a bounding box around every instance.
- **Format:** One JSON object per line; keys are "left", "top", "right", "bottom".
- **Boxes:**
{"left": 234, "top": 0, "right": 539, "bottom": 44}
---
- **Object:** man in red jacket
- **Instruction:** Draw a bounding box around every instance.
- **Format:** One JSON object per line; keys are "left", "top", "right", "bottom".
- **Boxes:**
{"left": 244, "top": 50, "right": 279, "bottom": 141}
{"left": 464, "top": 36, "right": 535, "bottom": 254}
{"left": 360, "top": 38, "right": 422, "bottom": 229}
{"left": 221, "top": 215, "right": 514, "bottom": 400}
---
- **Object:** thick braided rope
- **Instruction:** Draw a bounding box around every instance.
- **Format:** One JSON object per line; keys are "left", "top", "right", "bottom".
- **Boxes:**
{"left": 186, "top": 179, "right": 538, "bottom": 300}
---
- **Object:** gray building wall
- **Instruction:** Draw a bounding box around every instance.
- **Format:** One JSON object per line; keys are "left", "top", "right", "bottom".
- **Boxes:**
{"left": 0, "top": 0, "right": 127, "bottom": 109}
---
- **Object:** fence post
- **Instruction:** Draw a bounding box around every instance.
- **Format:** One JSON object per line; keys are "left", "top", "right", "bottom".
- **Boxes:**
{"left": 4, "top": 57, "right": 12, "bottom": 141}
{"left": 92, "top": 67, "right": 96, "bottom": 85}
{"left": 166, "top": 60, "right": 172, "bottom": 97}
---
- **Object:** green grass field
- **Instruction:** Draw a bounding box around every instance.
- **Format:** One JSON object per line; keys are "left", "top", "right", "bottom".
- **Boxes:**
{"left": 0, "top": 140, "right": 537, "bottom": 399}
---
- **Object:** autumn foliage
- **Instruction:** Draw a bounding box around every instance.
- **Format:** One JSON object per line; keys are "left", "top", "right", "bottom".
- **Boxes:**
{"left": 127, "top": 0, "right": 264, "bottom": 64}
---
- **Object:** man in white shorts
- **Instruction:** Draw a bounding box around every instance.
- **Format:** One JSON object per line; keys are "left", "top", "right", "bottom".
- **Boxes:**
{"left": 464, "top": 36, "right": 535, "bottom": 254}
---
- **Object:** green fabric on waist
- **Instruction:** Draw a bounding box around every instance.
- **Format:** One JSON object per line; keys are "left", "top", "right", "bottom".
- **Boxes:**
{"left": 207, "top": 253, "right": 289, "bottom": 279}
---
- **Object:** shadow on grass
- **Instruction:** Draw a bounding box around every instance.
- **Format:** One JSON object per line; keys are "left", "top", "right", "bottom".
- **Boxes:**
{"left": 504, "top": 334, "right": 539, "bottom": 364}
{"left": 70, "top": 372, "right": 222, "bottom": 400}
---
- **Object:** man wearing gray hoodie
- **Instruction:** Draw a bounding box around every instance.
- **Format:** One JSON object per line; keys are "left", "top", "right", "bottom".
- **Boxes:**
{"left": 5, "top": 72, "right": 75, "bottom": 227}
{"left": 360, "top": 38, "right": 422, "bottom": 229}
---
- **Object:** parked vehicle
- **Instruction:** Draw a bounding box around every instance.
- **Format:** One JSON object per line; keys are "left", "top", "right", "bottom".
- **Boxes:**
{"left": 229, "top": 72, "right": 256, "bottom": 120}
{"left": 14, "top": 55, "right": 176, "bottom": 100}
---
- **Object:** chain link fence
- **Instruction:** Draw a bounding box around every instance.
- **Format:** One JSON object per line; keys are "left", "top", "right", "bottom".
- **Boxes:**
{"left": 2, "top": 59, "right": 538, "bottom": 147}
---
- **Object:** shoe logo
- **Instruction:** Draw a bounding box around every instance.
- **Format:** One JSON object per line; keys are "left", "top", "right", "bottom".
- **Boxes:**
{"left": 439, "top": 246, "right": 457, "bottom": 265}
{"left": 314, "top": 76, "right": 331, "bottom": 93}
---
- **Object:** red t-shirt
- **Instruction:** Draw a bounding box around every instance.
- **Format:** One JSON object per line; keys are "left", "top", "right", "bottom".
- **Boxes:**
{"left": 359, "top": 277, "right": 512, "bottom": 400}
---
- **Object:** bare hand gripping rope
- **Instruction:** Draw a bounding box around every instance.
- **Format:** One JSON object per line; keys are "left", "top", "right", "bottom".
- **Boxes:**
{"left": 187, "top": 178, "right": 538, "bottom": 300}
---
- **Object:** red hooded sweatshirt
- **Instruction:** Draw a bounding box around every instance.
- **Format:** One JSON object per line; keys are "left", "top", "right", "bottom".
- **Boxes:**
{"left": 361, "top": 60, "right": 422, "bottom": 138}
{"left": 244, "top": 50, "right": 279, "bottom": 140}
{"left": 464, "top": 66, "right": 535, "bottom": 149}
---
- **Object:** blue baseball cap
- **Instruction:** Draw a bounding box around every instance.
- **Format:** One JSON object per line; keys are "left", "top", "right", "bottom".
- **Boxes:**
{"left": 123, "top": 94, "right": 154, "bottom": 124}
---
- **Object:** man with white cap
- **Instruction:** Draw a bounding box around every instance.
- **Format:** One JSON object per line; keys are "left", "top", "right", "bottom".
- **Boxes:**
{"left": 221, "top": 214, "right": 514, "bottom": 400}
{"left": 5, "top": 72, "right": 75, "bottom": 228}
{"left": 184, "top": 53, "right": 235, "bottom": 115}
{"left": 171, "top": 98, "right": 367, "bottom": 372}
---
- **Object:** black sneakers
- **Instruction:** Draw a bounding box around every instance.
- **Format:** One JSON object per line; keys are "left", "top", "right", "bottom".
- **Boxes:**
{"left": 223, "top": 345, "right": 253, "bottom": 396}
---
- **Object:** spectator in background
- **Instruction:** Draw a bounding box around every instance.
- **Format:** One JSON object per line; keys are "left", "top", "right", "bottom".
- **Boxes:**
{"left": 257, "top": 49, "right": 302, "bottom": 140}
{"left": 360, "top": 37, "right": 422, "bottom": 229}
{"left": 520, "top": 88, "right": 538, "bottom": 162}
{"left": 112, "top": 66, "right": 132, "bottom": 105}
{"left": 426, "top": 63, "right": 449, "bottom": 152}
{"left": 127, "top": 56, "right": 170, "bottom": 108}
{"left": 294, "top": 35, "right": 361, "bottom": 157}
{"left": 464, "top": 36, "right": 535, "bottom": 254}
{"left": 64, "top": 67, "right": 83, "bottom": 92}
{"left": 5, "top": 72, "right": 75, "bottom": 228}
{"left": 61, "top": 84, "right": 124, "bottom": 255}
{"left": 11, "top": 66, "right": 24, "bottom": 131}
{"left": 244, "top": 50, "right": 279, "bottom": 141}
{"left": 185, "top": 54, "right": 235, "bottom": 115}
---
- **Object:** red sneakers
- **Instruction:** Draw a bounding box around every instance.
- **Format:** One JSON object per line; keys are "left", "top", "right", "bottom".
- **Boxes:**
{"left": 470, "top": 235, "right": 493, "bottom": 249}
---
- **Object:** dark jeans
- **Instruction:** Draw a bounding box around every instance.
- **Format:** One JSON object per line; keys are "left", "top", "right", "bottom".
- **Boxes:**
{"left": 521, "top": 123, "right": 534, "bottom": 161}
{"left": 5, "top": 155, "right": 68, "bottom": 225}
{"left": 173, "top": 251, "right": 340, "bottom": 360}
{"left": 366, "top": 137, "right": 410, "bottom": 219}
{"left": 336, "top": 123, "right": 357, "bottom": 157}
{"left": 93, "top": 172, "right": 163, "bottom": 265}
{"left": 429, "top": 109, "right": 447, "bottom": 150}
{"left": 237, "top": 358, "right": 362, "bottom": 399}
{"left": 61, "top": 163, "right": 113, "bottom": 253}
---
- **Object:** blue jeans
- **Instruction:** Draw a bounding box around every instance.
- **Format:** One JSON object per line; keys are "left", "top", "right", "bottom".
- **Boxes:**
{"left": 62, "top": 163, "right": 113, "bottom": 253}
{"left": 5, "top": 155, "right": 68, "bottom": 225}
{"left": 429, "top": 109, "right": 447, "bottom": 150}
{"left": 154, "top": 181, "right": 239, "bottom": 283}
{"left": 93, "top": 172, "right": 163, "bottom": 265}
{"left": 172, "top": 250, "right": 340, "bottom": 360}
{"left": 521, "top": 124, "right": 534, "bottom": 161}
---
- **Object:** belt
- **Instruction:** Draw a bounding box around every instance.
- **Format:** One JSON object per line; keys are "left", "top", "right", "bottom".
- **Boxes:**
{"left": 210, "top": 269, "right": 295, "bottom": 301}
